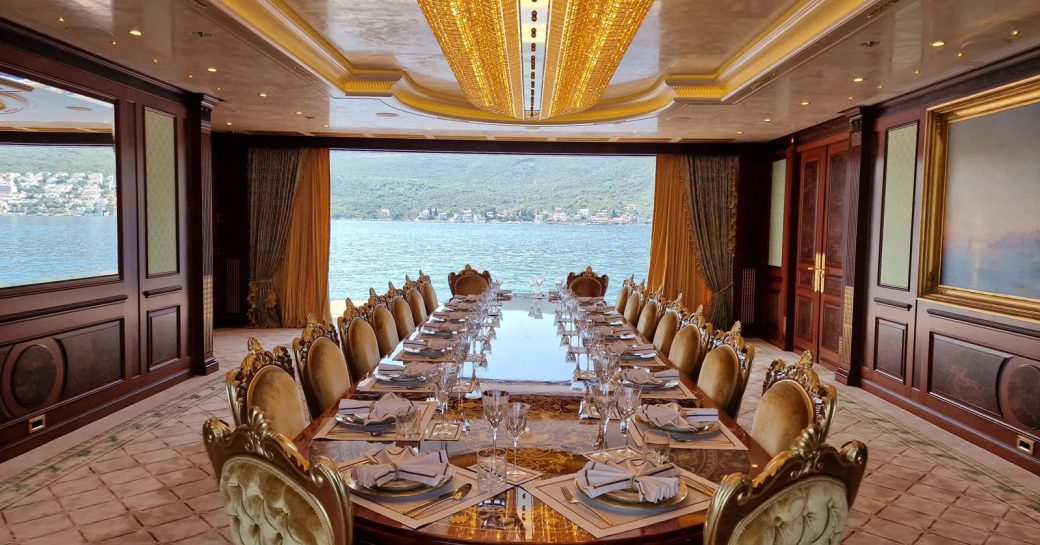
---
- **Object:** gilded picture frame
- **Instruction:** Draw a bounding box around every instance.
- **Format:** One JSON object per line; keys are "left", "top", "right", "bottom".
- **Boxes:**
{"left": 919, "top": 75, "right": 1040, "bottom": 321}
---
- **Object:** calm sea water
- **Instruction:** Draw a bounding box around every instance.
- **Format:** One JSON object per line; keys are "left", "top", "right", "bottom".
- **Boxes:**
{"left": 330, "top": 220, "right": 650, "bottom": 303}
{"left": 0, "top": 215, "right": 118, "bottom": 288}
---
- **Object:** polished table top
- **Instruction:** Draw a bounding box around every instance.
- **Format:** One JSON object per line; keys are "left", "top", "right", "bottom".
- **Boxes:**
{"left": 297, "top": 295, "right": 769, "bottom": 544}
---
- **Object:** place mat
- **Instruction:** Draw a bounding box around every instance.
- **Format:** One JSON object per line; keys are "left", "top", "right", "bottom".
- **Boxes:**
{"left": 629, "top": 420, "right": 748, "bottom": 451}
{"left": 337, "top": 458, "right": 512, "bottom": 529}
{"left": 581, "top": 446, "right": 646, "bottom": 464}
{"left": 357, "top": 376, "right": 433, "bottom": 394}
{"left": 522, "top": 471, "right": 715, "bottom": 538}
{"left": 317, "top": 402, "right": 437, "bottom": 441}
{"left": 637, "top": 380, "right": 697, "bottom": 400}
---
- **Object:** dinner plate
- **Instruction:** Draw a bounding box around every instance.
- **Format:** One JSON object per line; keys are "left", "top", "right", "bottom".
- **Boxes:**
{"left": 636, "top": 414, "right": 720, "bottom": 434}
{"left": 336, "top": 413, "right": 395, "bottom": 429}
{"left": 373, "top": 372, "right": 426, "bottom": 385}
{"left": 624, "top": 379, "right": 679, "bottom": 391}
{"left": 347, "top": 473, "right": 452, "bottom": 497}
{"left": 579, "top": 481, "right": 689, "bottom": 510}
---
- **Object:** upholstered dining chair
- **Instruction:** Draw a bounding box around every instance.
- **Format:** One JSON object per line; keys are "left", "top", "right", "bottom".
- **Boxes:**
{"left": 697, "top": 322, "right": 755, "bottom": 418}
{"left": 636, "top": 290, "right": 663, "bottom": 340}
{"left": 391, "top": 293, "right": 416, "bottom": 340}
{"left": 623, "top": 291, "right": 643, "bottom": 326}
{"left": 203, "top": 408, "right": 353, "bottom": 545}
{"left": 418, "top": 270, "right": 439, "bottom": 313}
{"left": 343, "top": 304, "right": 382, "bottom": 384}
{"left": 704, "top": 423, "right": 867, "bottom": 545}
{"left": 447, "top": 264, "right": 492, "bottom": 296}
{"left": 366, "top": 291, "right": 400, "bottom": 358}
{"left": 225, "top": 338, "right": 296, "bottom": 427}
{"left": 614, "top": 277, "right": 632, "bottom": 313}
{"left": 566, "top": 266, "right": 609, "bottom": 297}
{"left": 652, "top": 305, "right": 681, "bottom": 356}
{"left": 749, "top": 351, "right": 838, "bottom": 456}
{"left": 293, "top": 316, "right": 352, "bottom": 420}
{"left": 669, "top": 325, "right": 703, "bottom": 380}
{"left": 244, "top": 365, "right": 308, "bottom": 440}
{"left": 405, "top": 287, "right": 428, "bottom": 326}
{"left": 686, "top": 304, "right": 715, "bottom": 372}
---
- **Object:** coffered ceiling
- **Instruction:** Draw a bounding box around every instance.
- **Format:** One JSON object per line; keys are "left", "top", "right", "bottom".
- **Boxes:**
{"left": 1, "top": 0, "right": 1038, "bottom": 141}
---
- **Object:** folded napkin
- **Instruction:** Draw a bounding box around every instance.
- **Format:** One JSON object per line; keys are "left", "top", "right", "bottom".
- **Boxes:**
{"left": 352, "top": 446, "right": 454, "bottom": 489}
{"left": 431, "top": 311, "right": 468, "bottom": 321}
{"left": 622, "top": 368, "right": 679, "bottom": 385}
{"left": 592, "top": 314, "right": 624, "bottom": 324}
{"left": 636, "top": 403, "right": 714, "bottom": 431}
{"left": 627, "top": 343, "right": 655, "bottom": 352}
{"left": 423, "top": 321, "right": 464, "bottom": 332}
{"left": 340, "top": 394, "right": 414, "bottom": 424}
{"left": 376, "top": 362, "right": 437, "bottom": 378}
{"left": 576, "top": 460, "right": 680, "bottom": 503}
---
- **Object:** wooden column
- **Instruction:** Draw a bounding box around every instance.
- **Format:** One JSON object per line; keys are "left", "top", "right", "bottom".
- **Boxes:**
{"left": 838, "top": 106, "right": 875, "bottom": 386}
{"left": 188, "top": 94, "right": 220, "bottom": 375}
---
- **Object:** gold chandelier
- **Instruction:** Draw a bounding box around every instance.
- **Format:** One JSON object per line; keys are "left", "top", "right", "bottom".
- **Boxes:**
{"left": 417, "top": 0, "right": 653, "bottom": 121}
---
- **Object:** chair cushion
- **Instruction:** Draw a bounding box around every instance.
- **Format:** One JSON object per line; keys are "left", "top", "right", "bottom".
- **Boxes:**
{"left": 669, "top": 326, "right": 702, "bottom": 380}
{"left": 392, "top": 297, "right": 416, "bottom": 339}
{"left": 454, "top": 275, "right": 489, "bottom": 296}
{"left": 421, "top": 283, "right": 439, "bottom": 314}
{"left": 221, "top": 456, "right": 333, "bottom": 545}
{"left": 346, "top": 319, "right": 381, "bottom": 384}
{"left": 406, "top": 289, "right": 428, "bottom": 325}
{"left": 637, "top": 300, "right": 660, "bottom": 340}
{"left": 698, "top": 345, "right": 739, "bottom": 411}
{"left": 750, "top": 380, "right": 815, "bottom": 456}
{"left": 246, "top": 366, "right": 306, "bottom": 439}
{"left": 653, "top": 311, "right": 679, "bottom": 356}
{"left": 728, "top": 475, "right": 848, "bottom": 545}
{"left": 569, "top": 277, "right": 603, "bottom": 297}
{"left": 372, "top": 306, "right": 400, "bottom": 357}
{"left": 615, "top": 285, "right": 630, "bottom": 313}
{"left": 623, "top": 293, "right": 642, "bottom": 325}
{"left": 303, "top": 337, "right": 350, "bottom": 417}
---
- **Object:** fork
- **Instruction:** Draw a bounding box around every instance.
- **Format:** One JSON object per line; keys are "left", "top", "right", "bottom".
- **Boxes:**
{"left": 560, "top": 486, "right": 611, "bottom": 527}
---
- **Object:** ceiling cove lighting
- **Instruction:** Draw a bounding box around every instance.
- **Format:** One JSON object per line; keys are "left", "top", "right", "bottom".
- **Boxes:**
{"left": 418, "top": 0, "right": 652, "bottom": 120}
{"left": 416, "top": 0, "right": 523, "bottom": 119}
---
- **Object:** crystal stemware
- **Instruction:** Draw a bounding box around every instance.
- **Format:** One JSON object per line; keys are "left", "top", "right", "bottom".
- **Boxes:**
{"left": 616, "top": 384, "right": 641, "bottom": 439}
{"left": 504, "top": 402, "right": 530, "bottom": 481}
{"left": 589, "top": 381, "right": 615, "bottom": 450}
{"left": 482, "top": 389, "right": 510, "bottom": 451}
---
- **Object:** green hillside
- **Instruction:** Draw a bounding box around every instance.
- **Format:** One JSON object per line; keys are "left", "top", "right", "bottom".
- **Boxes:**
{"left": 330, "top": 151, "right": 655, "bottom": 220}
{"left": 0, "top": 145, "right": 116, "bottom": 175}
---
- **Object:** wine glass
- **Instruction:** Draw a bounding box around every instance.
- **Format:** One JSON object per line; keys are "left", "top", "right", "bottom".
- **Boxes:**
{"left": 482, "top": 390, "right": 510, "bottom": 450}
{"left": 504, "top": 402, "right": 530, "bottom": 481}
{"left": 430, "top": 367, "right": 458, "bottom": 439}
{"left": 616, "top": 385, "right": 641, "bottom": 439}
{"left": 589, "top": 381, "right": 615, "bottom": 450}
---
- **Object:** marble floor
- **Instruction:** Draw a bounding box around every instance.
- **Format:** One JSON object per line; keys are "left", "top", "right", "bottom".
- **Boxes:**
{"left": 0, "top": 329, "right": 1037, "bottom": 545}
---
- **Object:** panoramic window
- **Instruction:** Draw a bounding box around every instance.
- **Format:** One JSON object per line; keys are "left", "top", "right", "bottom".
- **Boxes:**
{"left": 0, "top": 72, "right": 118, "bottom": 288}
{"left": 328, "top": 151, "right": 654, "bottom": 308}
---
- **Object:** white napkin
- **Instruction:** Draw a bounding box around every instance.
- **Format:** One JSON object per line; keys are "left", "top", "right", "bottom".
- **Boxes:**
{"left": 627, "top": 343, "right": 655, "bottom": 352}
{"left": 339, "top": 394, "right": 414, "bottom": 424}
{"left": 423, "top": 321, "right": 464, "bottom": 332}
{"left": 376, "top": 362, "right": 437, "bottom": 378}
{"left": 401, "top": 339, "right": 427, "bottom": 348}
{"left": 351, "top": 446, "right": 454, "bottom": 488}
{"left": 684, "top": 407, "right": 720, "bottom": 423}
{"left": 637, "top": 403, "right": 714, "bottom": 431}
{"left": 576, "top": 460, "right": 680, "bottom": 503}
{"left": 622, "top": 368, "right": 679, "bottom": 385}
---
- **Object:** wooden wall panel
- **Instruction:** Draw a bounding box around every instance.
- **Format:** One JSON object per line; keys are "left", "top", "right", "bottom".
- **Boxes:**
{"left": 928, "top": 334, "right": 1006, "bottom": 418}
{"left": 873, "top": 318, "right": 907, "bottom": 382}
{"left": 57, "top": 321, "right": 123, "bottom": 398}
{"left": 147, "top": 307, "right": 181, "bottom": 370}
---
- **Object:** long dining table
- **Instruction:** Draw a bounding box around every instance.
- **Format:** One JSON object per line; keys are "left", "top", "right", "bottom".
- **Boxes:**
{"left": 296, "top": 293, "right": 770, "bottom": 545}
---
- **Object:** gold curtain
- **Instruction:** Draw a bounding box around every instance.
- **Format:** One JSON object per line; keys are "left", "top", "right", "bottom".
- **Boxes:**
{"left": 647, "top": 154, "right": 711, "bottom": 310}
{"left": 274, "top": 148, "right": 332, "bottom": 327}
{"left": 687, "top": 155, "right": 739, "bottom": 328}
{"left": 247, "top": 148, "right": 302, "bottom": 328}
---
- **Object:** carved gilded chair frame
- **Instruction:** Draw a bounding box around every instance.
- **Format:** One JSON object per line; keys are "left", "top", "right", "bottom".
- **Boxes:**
{"left": 447, "top": 264, "right": 492, "bottom": 296}
{"left": 566, "top": 266, "right": 610, "bottom": 297}
{"left": 225, "top": 337, "right": 295, "bottom": 426}
{"left": 763, "top": 350, "right": 838, "bottom": 439}
{"left": 708, "top": 321, "right": 755, "bottom": 417}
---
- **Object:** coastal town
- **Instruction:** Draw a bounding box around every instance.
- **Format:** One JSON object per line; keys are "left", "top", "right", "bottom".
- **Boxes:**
{"left": 0, "top": 170, "right": 117, "bottom": 216}
{"left": 391, "top": 203, "right": 648, "bottom": 224}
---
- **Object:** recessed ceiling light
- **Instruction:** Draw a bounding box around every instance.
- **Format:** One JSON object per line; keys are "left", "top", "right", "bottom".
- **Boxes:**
{"left": 129, "top": 29, "right": 142, "bottom": 36}
{"left": 110, "top": 40, "right": 117, "bottom": 45}
{"left": 931, "top": 40, "right": 945, "bottom": 47}
{"left": 736, "top": 130, "right": 743, "bottom": 135}
{"left": 852, "top": 77, "right": 864, "bottom": 82}
{"left": 1011, "top": 30, "right": 1019, "bottom": 36}
{"left": 763, "top": 118, "right": 772, "bottom": 122}
{"left": 295, "top": 111, "right": 303, "bottom": 115}
{"left": 258, "top": 92, "right": 267, "bottom": 98}
{"left": 877, "top": 84, "right": 884, "bottom": 89}
{"left": 323, "top": 124, "right": 329, "bottom": 128}
{"left": 848, "top": 96, "right": 854, "bottom": 100}
{"left": 800, "top": 101, "right": 810, "bottom": 106}
{"left": 207, "top": 67, "right": 217, "bottom": 72}
{"left": 188, "top": 74, "right": 193, "bottom": 78}
{"left": 57, "top": 17, "right": 65, "bottom": 23}
{"left": 216, "top": 87, "right": 222, "bottom": 91}
{"left": 226, "top": 122, "right": 232, "bottom": 126}
{"left": 957, "top": 51, "right": 964, "bottom": 57}
{"left": 152, "top": 58, "right": 159, "bottom": 63}
{"left": 914, "top": 69, "right": 920, "bottom": 75}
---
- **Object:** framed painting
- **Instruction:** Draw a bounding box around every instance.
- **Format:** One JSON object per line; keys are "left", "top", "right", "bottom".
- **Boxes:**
{"left": 920, "top": 76, "right": 1040, "bottom": 320}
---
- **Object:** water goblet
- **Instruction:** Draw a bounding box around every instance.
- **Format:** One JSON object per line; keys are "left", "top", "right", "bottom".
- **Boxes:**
{"left": 504, "top": 402, "right": 530, "bottom": 481}
{"left": 589, "top": 381, "right": 615, "bottom": 450}
{"left": 616, "top": 385, "right": 641, "bottom": 439}
{"left": 481, "top": 390, "right": 510, "bottom": 450}
{"left": 644, "top": 431, "right": 672, "bottom": 465}
{"left": 395, "top": 404, "right": 420, "bottom": 440}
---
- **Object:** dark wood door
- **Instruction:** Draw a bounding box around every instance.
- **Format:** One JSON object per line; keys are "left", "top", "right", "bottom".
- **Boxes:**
{"left": 793, "top": 142, "right": 850, "bottom": 368}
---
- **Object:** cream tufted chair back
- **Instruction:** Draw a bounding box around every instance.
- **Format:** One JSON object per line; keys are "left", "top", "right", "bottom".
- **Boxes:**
{"left": 294, "top": 317, "right": 351, "bottom": 420}
{"left": 669, "top": 326, "right": 702, "bottom": 380}
{"left": 623, "top": 292, "right": 642, "bottom": 325}
{"left": 391, "top": 296, "right": 416, "bottom": 339}
{"left": 245, "top": 366, "right": 307, "bottom": 440}
{"left": 371, "top": 305, "right": 400, "bottom": 357}
{"left": 406, "top": 288, "right": 428, "bottom": 326}
{"left": 750, "top": 351, "right": 838, "bottom": 456}
{"left": 653, "top": 309, "right": 680, "bottom": 356}
{"left": 204, "top": 409, "right": 352, "bottom": 545}
{"left": 614, "top": 283, "right": 630, "bottom": 313}
{"left": 345, "top": 318, "right": 381, "bottom": 384}
{"left": 448, "top": 264, "right": 492, "bottom": 296}
{"left": 636, "top": 297, "right": 661, "bottom": 340}
{"left": 226, "top": 338, "right": 296, "bottom": 427}
{"left": 704, "top": 424, "right": 867, "bottom": 545}
{"left": 697, "top": 322, "right": 754, "bottom": 418}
